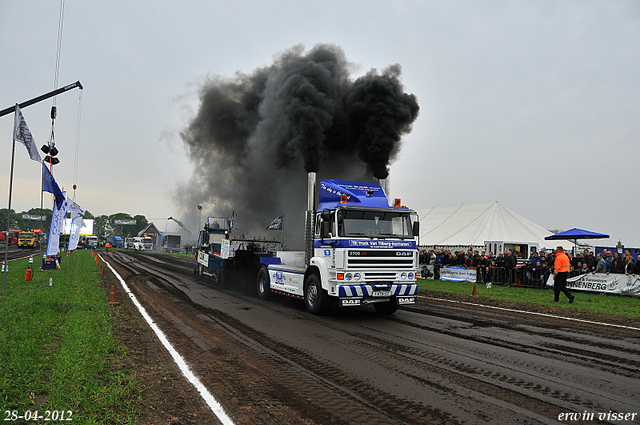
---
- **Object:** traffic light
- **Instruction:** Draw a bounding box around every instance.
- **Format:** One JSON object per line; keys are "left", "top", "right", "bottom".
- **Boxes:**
{"left": 41, "top": 144, "right": 60, "bottom": 165}
{"left": 41, "top": 106, "right": 60, "bottom": 165}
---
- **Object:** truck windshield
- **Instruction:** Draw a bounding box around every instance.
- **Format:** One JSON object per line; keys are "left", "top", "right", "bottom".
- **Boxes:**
{"left": 338, "top": 210, "right": 414, "bottom": 239}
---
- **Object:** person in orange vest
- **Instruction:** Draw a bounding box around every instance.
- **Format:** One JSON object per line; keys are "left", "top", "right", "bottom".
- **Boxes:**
{"left": 553, "top": 246, "right": 575, "bottom": 303}
{"left": 105, "top": 242, "right": 112, "bottom": 253}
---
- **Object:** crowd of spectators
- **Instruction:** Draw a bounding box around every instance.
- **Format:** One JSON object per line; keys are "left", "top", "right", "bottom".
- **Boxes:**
{"left": 419, "top": 247, "right": 640, "bottom": 287}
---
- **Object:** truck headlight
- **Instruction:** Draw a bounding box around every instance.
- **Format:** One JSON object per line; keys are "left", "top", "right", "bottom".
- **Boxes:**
{"left": 408, "top": 272, "right": 415, "bottom": 279}
{"left": 345, "top": 273, "right": 353, "bottom": 281}
{"left": 354, "top": 273, "right": 361, "bottom": 281}
{"left": 400, "top": 272, "right": 407, "bottom": 280}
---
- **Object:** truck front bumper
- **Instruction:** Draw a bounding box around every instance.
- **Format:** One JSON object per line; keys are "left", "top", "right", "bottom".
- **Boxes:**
{"left": 337, "top": 283, "right": 417, "bottom": 307}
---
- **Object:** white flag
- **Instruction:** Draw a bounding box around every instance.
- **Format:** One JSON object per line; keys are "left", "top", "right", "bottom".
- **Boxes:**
{"left": 67, "top": 196, "right": 85, "bottom": 252}
{"left": 68, "top": 213, "right": 84, "bottom": 251}
{"left": 67, "top": 197, "right": 86, "bottom": 216}
{"left": 13, "top": 106, "right": 42, "bottom": 162}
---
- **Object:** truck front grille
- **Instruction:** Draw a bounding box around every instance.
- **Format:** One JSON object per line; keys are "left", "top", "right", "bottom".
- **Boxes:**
{"left": 346, "top": 250, "right": 415, "bottom": 269}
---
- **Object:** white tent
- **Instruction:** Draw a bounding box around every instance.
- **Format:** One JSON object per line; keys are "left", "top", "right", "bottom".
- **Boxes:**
{"left": 417, "top": 201, "right": 572, "bottom": 251}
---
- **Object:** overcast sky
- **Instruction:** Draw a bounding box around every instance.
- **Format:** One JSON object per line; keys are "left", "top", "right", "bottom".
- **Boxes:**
{"left": 1, "top": 1, "right": 639, "bottom": 246}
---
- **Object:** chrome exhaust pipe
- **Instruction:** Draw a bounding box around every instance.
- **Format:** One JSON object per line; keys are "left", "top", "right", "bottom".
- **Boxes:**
{"left": 305, "top": 172, "right": 316, "bottom": 267}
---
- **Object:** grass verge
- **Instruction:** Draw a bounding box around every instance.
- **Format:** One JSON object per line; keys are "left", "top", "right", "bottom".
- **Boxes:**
{"left": 418, "top": 278, "right": 640, "bottom": 318}
{"left": 0, "top": 250, "right": 139, "bottom": 424}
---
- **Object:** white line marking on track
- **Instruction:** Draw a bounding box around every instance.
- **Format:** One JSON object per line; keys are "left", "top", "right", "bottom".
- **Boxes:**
{"left": 100, "top": 255, "right": 236, "bottom": 425}
{"left": 419, "top": 295, "right": 640, "bottom": 331}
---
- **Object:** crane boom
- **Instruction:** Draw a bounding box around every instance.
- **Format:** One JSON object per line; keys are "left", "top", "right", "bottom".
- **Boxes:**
{"left": 168, "top": 217, "right": 192, "bottom": 236}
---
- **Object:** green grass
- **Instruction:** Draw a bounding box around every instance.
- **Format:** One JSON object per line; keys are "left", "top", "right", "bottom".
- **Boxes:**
{"left": 418, "top": 278, "right": 640, "bottom": 318}
{"left": 0, "top": 250, "right": 138, "bottom": 424}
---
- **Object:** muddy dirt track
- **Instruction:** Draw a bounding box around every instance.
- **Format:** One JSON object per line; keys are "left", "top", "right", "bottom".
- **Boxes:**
{"left": 102, "top": 250, "right": 640, "bottom": 425}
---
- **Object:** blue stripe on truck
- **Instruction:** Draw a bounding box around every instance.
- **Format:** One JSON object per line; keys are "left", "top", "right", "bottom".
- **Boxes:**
{"left": 338, "top": 284, "right": 417, "bottom": 297}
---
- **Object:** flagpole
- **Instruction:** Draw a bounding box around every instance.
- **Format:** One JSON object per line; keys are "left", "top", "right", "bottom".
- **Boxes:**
{"left": 2, "top": 105, "right": 19, "bottom": 296}
{"left": 39, "top": 162, "right": 44, "bottom": 266}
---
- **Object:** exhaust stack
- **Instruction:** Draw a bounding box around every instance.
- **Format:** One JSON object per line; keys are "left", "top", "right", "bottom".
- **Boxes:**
{"left": 305, "top": 172, "right": 316, "bottom": 267}
{"left": 378, "top": 178, "right": 387, "bottom": 194}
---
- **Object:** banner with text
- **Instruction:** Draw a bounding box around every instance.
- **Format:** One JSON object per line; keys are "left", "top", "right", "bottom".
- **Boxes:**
{"left": 440, "top": 267, "right": 477, "bottom": 283}
{"left": 46, "top": 192, "right": 68, "bottom": 256}
{"left": 546, "top": 273, "right": 640, "bottom": 297}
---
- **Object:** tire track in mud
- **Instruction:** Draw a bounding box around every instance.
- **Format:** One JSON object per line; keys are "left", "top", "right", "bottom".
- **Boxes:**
{"left": 108, "top": 251, "right": 640, "bottom": 425}
{"left": 384, "top": 304, "right": 640, "bottom": 418}
{"left": 111, "top": 252, "right": 456, "bottom": 424}
{"left": 392, "top": 302, "right": 640, "bottom": 382}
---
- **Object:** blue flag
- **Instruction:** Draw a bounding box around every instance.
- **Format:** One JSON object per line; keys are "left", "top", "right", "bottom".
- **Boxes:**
{"left": 42, "top": 163, "right": 64, "bottom": 209}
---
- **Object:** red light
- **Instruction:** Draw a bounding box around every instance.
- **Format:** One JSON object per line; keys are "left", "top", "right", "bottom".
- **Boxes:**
{"left": 340, "top": 194, "right": 348, "bottom": 204}
{"left": 337, "top": 273, "right": 344, "bottom": 280}
{"left": 394, "top": 198, "right": 401, "bottom": 207}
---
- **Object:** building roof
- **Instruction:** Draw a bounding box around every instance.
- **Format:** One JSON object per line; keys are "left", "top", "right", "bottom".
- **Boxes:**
{"left": 138, "top": 222, "right": 160, "bottom": 237}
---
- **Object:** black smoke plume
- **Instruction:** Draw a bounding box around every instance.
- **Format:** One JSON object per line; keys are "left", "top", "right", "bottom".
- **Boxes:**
{"left": 176, "top": 44, "right": 419, "bottom": 248}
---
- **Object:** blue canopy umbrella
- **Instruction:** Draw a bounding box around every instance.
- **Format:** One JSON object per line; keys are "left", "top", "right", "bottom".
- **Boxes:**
{"left": 545, "top": 228, "right": 610, "bottom": 251}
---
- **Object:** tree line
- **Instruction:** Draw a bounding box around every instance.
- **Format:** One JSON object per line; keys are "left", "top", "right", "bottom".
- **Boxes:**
{"left": 0, "top": 208, "right": 148, "bottom": 241}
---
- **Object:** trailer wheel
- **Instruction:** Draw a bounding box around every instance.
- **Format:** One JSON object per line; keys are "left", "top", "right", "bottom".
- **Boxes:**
{"left": 304, "top": 274, "right": 327, "bottom": 315}
{"left": 256, "top": 267, "right": 271, "bottom": 300}
{"left": 373, "top": 297, "right": 399, "bottom": 315}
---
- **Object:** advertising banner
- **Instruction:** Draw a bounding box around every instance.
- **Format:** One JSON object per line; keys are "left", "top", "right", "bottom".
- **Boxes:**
{"left": 22, "top": 214, "right": 47, "bottom": 221}
{"left": 440, "top": 267, "right": 477, "bottom": 283}
{"left": 546, "top": 273, "right": 640, "bottom": 297}
{"left": 46, "top": 192, "right": 68, "bottom": 256}
{"left": 61, "top": 218, "right": 94, "bottom": 236}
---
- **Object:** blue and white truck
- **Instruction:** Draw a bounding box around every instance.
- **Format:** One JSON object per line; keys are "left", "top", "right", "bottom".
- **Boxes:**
{"left": 196, "top": 173, "right": 420, "bottom": 315}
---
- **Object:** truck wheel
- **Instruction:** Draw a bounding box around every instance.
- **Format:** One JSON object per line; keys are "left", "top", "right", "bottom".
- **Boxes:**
{"left": 256, "top": 267, "right": 271, "bottom": 300}
{"left": 374, "top": 297, "right": 399, "bottom": 315}
{"left": 219, "top": 268, "right": 233, "bottom": 289}
{"left": 304, "top": 274, "right": 327, "bottom": 315}
{"left": 198, "top": 264, "right": 204, "bottom": 277}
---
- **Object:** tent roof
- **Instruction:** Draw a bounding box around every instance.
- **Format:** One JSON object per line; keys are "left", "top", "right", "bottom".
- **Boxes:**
{"left": 545, "top": 227, "right": 609, "bottom": 240}
{"left": 417, "top": 201, "right": 572, "bottom": 250}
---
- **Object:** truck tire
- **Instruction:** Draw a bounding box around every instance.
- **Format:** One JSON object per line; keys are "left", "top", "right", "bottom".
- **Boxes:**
{"left": 304, "top": 274, "right": 328, "bottom": 315}
{"left": 256, "top": 267, "right": 271, "bottom": 300}
{"left": 220, "top": 268, "right": 236, "bottom": 289}
{"left": 198, "top": 263, "right": 204, "bottom": 277}
{"left": 374, "top": 297, "right": 399, "bottom": 315}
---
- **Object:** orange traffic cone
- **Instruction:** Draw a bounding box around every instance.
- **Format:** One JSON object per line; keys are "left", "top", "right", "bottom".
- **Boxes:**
{"left": 109, "top": 285, "right": 116, "bottom": 303}
{"left": 100, "top": 266, "right": 104, "bottom": 276}
{"left": 471, "top": 281, "right": 478, "bottom": 297}
{"left": 96, "top": 257, "right": 99, "bottom": 266}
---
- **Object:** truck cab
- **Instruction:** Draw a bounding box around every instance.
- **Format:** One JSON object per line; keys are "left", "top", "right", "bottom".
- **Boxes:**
{"left": 85, "top": 236, "right": 98, "bottom": 249}
{"left": 124, "top": 237, "right": 135, "bottom": 249}
{"left": 111, "top": 236, "right": 124, "bottom": 248}
{"left": 196, "top": 217, "right": 231, "bottom": 282}
{"left": 18, "top": 231, "right": 37, "bottom": 248}
{"left": 133, "top": 236, "right": 153, "bottom": 251}
{"left": 259, "top": 180, "right": 420, "bottom": 315}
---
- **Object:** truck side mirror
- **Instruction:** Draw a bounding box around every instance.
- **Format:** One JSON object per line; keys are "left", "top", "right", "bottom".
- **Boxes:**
{"left": 412, "top": 221, "right": 420, "bottom": 237}
{"left": 322, "top": 221, "right": 331, "bottom": 238}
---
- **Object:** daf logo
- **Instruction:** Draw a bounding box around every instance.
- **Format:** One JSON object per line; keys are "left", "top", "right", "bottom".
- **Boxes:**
{"left": 398, "top": 297, "right": 416, "bottom": 304}
{"left": 396, "top": 251, "right": 412, "bottom": 256}
{"left": 342, "top": 299, "right": 361, "bottom": 306}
